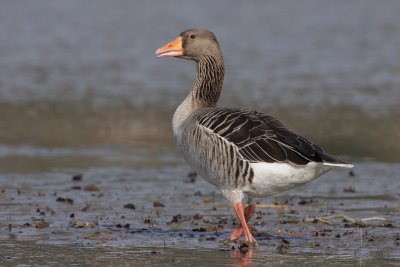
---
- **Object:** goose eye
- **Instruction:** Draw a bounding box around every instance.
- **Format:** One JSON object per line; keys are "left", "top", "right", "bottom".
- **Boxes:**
{"left": 189, "top": 34, "right": 196, "bottom": 39}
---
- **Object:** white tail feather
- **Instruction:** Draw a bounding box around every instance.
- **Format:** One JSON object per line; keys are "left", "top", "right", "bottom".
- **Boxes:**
{"left": 323, "top": 162, "right": 354, "bottom": 168}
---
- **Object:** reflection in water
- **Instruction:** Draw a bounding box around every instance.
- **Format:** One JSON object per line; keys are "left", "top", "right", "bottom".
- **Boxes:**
{"left": 231, "top": 248, "right": 255, "bottom": 267}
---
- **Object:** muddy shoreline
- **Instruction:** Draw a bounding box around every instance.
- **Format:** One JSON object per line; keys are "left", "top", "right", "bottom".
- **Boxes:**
{"left": 1, "top": 159, "right": 399, "bottom": 265}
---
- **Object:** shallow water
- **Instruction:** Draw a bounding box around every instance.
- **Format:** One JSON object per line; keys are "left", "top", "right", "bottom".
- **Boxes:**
{"left": 1, "top": 0, "right": 400, "bottom": 266}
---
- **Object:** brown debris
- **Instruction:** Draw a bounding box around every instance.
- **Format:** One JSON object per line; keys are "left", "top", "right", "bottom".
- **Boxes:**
{"left": 187, "top": 172, "right": 197, "bottom": 183}
{"left": 83, "top": 184, "right": 100, "bottom": 192}
{"left": 82, "top": 231, "right": 113, "bottom": 240}
{"left": 124, "top": 203, "right": 136, "bottom": 210}
{"left": 153, "top": 201, "right": 165, "bottom": 207}
{"left": 343, "top": 230, "right": 354, "bottom": 236}
{"left": 193, "top": 191, "right": 202, "bottom": 196}
{"left": 56, "top": 197, "right": 74, "bottom": 205}
{"left": 81, "top": 204, "right": 91, "bottom": 212}
{"left": 343, "top": 187, "right": 356, "bottom": 193}
{"left": 193, "top": 213, "right": 203, "bottom": 220}
{"left": 192, "top": 225, "right": 223, "bottom": 232}
{"left": 279, "top": 219, "right": 299, "bottom": 224}
{"left": 144, "top": 217, "right": 154, "bottom": 227}
{"left": 395, "top": 233, "right": 400, "bottom": 245}
{"left": 312, "top": 228, "right": 333, "bottom": 237}
{"left": 277, "top": 238, "right": 290, "bottom": 254}
{"left": 298, "top": 199, "right": 311, "bottom": 205}
{"left": 72, "top": 174, "right": 83, "bottom": 181}
{"left": 70, "top": 219, "right": 95, "bottom": 228}
{"left": 35, "top": 220, "right": 50, "bottom": 229}
{"left": 171, "top": 214, "right": 182, "bottom": 223}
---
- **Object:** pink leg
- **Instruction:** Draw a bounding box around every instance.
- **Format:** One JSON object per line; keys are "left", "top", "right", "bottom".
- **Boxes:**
{"left": 230, "top": 204, "right": 255, "bottom": 240}
{"left": 230, "top": 202, "right": 256, "bottom": 243}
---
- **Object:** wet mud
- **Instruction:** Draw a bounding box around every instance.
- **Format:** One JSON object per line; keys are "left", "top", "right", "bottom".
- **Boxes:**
{"left": 1, "top": 154, "right": 399, "bottom": 266}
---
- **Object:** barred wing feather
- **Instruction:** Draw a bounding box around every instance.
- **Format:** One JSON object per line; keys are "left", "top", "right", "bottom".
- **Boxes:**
{"left": 196, "top": 108, "right": 349, "bottom": 166}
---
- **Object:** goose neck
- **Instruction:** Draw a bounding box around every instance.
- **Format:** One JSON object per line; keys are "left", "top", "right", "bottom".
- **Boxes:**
{"left": 192, "top": 54, "right": 224, "bottom": 108}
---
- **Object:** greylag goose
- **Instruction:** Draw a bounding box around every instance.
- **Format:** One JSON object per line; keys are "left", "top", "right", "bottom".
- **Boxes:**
{"left": 155, "top": 28, "right": 353, "bottom": 244}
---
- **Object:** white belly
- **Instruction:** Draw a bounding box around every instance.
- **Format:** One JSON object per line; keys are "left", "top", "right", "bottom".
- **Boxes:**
{"left": 243, "top": 162, "right": 333, "bottom": 197}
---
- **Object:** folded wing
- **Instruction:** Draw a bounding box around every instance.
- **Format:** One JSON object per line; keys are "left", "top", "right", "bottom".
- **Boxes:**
{"left": 196, "top": 108, "right": 349, "bottom": 166}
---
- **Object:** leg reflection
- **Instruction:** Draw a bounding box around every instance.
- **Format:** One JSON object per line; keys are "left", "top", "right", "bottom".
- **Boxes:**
{"left": 231, "top": 245, "right": 255, "bottom": 267}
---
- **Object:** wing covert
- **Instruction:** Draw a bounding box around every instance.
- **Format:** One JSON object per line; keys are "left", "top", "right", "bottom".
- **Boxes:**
{"left": 194, "top": 108, "right": 345, "bottom": 165}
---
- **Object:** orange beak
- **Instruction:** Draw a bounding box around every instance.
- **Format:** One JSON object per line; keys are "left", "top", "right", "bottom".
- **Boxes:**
{"left": 155, "top": 36, "right": 184, "bottom": 58}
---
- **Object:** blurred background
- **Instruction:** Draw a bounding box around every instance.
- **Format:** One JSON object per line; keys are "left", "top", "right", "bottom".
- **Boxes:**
{"left": 0, "top": 0, "right": 399, "bottom": 172}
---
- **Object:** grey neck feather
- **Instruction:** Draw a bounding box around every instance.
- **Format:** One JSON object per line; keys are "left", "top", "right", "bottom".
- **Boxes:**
{"left": 173, "top": 51, "right": 224, "bottom": 134}
{"left": 191, "top": 54, "right": 224, "bottom": 108}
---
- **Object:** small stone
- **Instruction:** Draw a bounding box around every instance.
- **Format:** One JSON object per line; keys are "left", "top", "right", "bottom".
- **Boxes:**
{"left": 171, "top": 214, "right": 182, "bottom": 223}
{"left": 187, "top": 172, "right": 197, "bottom": 183}
{"left": 239, "top": 242, "right": 249, "bottom": 254}
{"left": 153, "top": 201, "right": 165, "bottom": 207}
{"left": 72, "top": 174, "right": 83, "bottom": 181}
{"left": 298, "top": 199, "right": 308, "bottom": 205}
{"left": 193, "top": 191, "right": 202, "bottom": 196}
{"left": 277, "top": 239, "right": 290, "bottom": 254}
